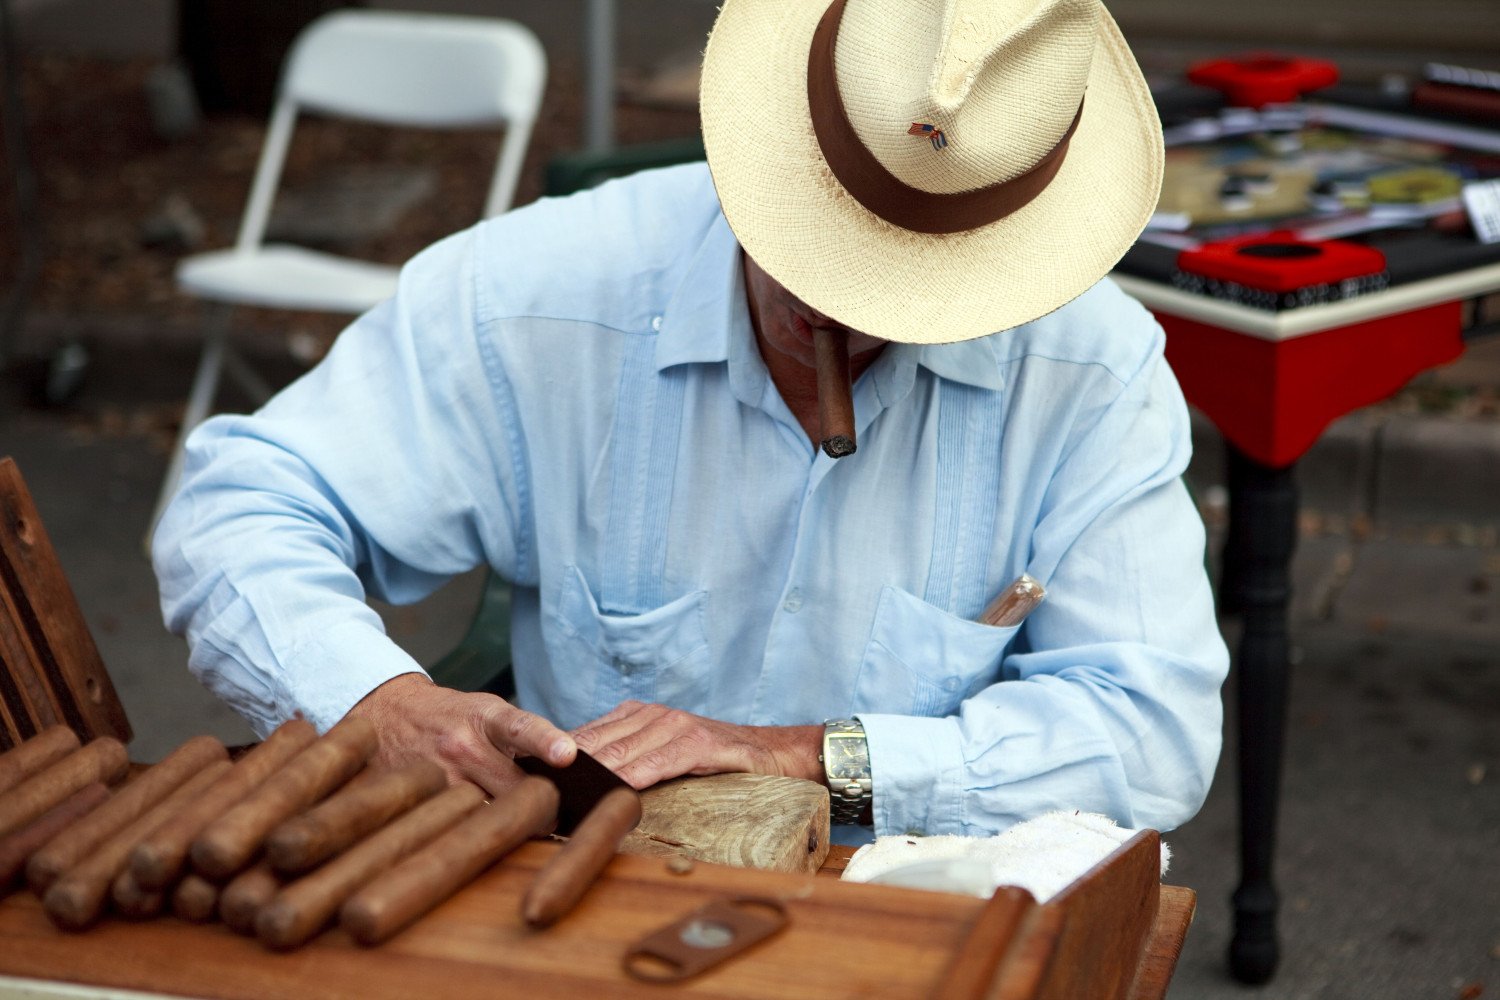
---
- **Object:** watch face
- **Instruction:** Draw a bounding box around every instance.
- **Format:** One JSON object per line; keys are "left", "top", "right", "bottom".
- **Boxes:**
{"left": 825, "top": 734, "right": 870, "bottom": 779}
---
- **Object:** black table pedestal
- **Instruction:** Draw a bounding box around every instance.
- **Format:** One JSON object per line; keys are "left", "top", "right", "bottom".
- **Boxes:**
{"left": 1219, "top": 444, "right": 1298, "bottom": 985}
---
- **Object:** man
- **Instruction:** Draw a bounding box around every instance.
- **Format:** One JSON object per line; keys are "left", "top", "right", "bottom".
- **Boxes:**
{"left": 154, "top": 0, "right": 1228, "bottom": 840}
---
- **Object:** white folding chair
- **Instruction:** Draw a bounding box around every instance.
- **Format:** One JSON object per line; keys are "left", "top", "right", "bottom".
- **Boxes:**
{"left": 150, "top": 10, "right": 547, "bottom": 537}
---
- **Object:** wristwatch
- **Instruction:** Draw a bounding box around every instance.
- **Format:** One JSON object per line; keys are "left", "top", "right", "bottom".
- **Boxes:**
{"left": 820, "top": 718, "right": 872, "bottom": 825}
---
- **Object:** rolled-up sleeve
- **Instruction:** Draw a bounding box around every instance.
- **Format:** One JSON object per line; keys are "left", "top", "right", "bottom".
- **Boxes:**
{"left": 152, "top": 226, "right": 529, "bottom": 735}
{"left": 862, "top": 337, "right": 1228, "bottom": 836}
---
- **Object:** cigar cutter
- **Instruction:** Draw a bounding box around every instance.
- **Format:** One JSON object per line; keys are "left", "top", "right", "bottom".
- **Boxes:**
{"left": 622, "top": 896, "right": 788, "bottom": 983}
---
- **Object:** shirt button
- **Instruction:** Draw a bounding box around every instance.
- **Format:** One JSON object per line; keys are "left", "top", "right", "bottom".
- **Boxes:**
{"left": 782, "top": 589, "right": 804, "bottom": 613}
{"left": 651, "top": 315, "right": 663, "bottom": 331}
{"left": 613, "top": 656, "right": 635, "bottom": 675}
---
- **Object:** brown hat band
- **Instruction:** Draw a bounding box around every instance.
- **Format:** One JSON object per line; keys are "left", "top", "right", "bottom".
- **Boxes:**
{"left": 806, "top": 0, "right": 1084, "bottom": 235}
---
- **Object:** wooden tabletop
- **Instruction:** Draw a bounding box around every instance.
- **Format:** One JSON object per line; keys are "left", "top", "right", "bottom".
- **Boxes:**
{"left": 0, "top": 840, "right": 991, "bottom": 1000}
{"left": 0, "top": 838, "right": 1193, "bottom": 1000}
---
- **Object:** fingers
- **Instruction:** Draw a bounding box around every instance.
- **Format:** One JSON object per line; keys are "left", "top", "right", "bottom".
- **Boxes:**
{"left": 574, "top": 705, "right": 682, "bottom": 786}
{"left": 571, "top": 700, "right": 659, "bottom": 754}
{"left": 449, "top": 763, "right": 516, "bottom": 802}
{"left": 575, "top": 699, "right": 645, "bottom": 732}
{"left": 349, "top": 678, "right": 571, "bottom": 800}
{"left": 481, "top": 702, "right": 576, "bottom": 769}
{"left": 574, "top": 704, "right": 766, "bottom": 790}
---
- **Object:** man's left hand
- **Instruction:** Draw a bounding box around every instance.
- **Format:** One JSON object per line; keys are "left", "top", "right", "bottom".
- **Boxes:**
{"left": 571, "top": 700, "right": 824, "bottom": 790}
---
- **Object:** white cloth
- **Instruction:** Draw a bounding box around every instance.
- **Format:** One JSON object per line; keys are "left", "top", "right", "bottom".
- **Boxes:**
{"left": 840, "top": 810, "right": 1170, "bottom": 902}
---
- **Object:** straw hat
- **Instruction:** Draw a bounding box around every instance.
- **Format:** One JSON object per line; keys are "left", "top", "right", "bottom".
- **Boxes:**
{"left": 700, "top": 0, "right": 1164, "bottom": 344}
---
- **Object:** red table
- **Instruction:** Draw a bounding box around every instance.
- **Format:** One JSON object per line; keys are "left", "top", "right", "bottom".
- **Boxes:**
{"left": 1113, "top": 74, "right": 1500, "bottom": 985}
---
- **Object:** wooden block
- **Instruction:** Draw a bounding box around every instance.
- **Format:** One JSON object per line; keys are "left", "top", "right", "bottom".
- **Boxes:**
{"left": 619, "top": 773, "right": 829, "bottom": 875}
{"left": 0, "top": 458, "right": 131, "bottom": 750}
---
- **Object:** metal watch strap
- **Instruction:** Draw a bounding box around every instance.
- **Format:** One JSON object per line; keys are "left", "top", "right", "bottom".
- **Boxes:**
{"left": 821, "top": 718, "right": 872, "bottom": 825}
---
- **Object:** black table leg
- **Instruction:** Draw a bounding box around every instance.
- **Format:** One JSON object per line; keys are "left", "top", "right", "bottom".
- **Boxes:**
{"left": 1220, "top": 444, "right": 1298, "bottom": 985}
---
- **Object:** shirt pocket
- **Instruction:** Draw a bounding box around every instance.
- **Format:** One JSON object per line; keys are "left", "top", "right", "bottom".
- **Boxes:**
{"left": 854, "top": 584, "right": 1021, "bottom": 718}
{"left": 550, "top": 564, "right": 712, "bottom": 720}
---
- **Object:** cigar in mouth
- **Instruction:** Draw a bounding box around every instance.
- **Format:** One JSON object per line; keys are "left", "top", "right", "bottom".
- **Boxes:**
{"left": 813, "top": 327, "right": 856, "bottom": 459}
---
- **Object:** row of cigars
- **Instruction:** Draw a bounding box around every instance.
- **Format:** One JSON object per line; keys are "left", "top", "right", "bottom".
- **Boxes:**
{"left": 0, "top": 718, "right": 641, "bottom": 950}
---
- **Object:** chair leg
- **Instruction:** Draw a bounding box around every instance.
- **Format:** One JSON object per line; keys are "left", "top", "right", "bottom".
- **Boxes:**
{"left": 222, "top": 343, "right": 275, "bottom": 407}
{"left": 145, "top": 304, "right": 234, "bottom": 549}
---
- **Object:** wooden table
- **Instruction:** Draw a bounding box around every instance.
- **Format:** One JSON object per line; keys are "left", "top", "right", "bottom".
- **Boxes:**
{"left": 0, "top": 839, "right": 1193, "bottom": 1000}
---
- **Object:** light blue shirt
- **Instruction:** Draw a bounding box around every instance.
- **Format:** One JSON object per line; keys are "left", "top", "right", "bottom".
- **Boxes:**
{"left": 154, "top": 163, "right": 1228, "bottom": 839}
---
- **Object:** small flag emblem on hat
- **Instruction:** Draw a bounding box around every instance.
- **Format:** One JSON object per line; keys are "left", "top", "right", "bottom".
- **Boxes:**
{"left": 907, "top": 122, "right": 948, "bottom": 150}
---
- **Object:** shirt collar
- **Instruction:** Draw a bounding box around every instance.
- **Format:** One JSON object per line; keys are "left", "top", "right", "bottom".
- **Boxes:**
{"left": 653, "top": 211, "right": 1007, "bottom": 395}
{"left": 653, "top": 213, "right": 741, "bottom": 372}
{"left": 916, "top": 337, "right": 1008, "bottom": 392}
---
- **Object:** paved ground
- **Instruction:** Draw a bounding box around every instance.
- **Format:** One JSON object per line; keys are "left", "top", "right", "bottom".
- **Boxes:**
{"left": 1171, "top": 343, "right": 1500, "bottom": 999}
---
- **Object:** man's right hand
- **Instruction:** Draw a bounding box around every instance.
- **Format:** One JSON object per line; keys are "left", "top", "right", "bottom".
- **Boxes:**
{"left": 344, "top": 672, "right": 576, "bottom": 798}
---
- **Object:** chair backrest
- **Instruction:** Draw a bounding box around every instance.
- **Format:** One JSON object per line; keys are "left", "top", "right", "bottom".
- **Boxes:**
{"left": 236, "top": 10, "right": 547, "bottom": 251}
{"left": 286, "top": 12, "right": 547, "bottom": 128}
{"left": 0, "top": 458, "right": 132, "bottom": 751}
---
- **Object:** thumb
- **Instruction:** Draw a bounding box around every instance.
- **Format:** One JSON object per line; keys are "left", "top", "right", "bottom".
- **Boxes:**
{"left": 482, "top": 701, "right": 577, "bottom": 767}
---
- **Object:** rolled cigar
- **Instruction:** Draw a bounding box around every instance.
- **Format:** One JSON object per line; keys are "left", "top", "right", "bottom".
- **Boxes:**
{"left": 257, "top": 783, "right": 485, "bottom": 951}
{"left": 341, "top": 777, "right": 558, "bottom": 946}
{"left": 0, "top": 726, "right": 80, "bottom": 797}
{"left": 0, "top": 737, "right": 128, "bottom": 840}
{"left": 522, "top": 786, "right": 642, "bottom": 928}
{"left": 132, "top": 719, "right": 318, "bottom": 890}
{"left": 220, "top": 858, "right": 281, "bottom": 935}
{"left": 172, "top": 873, "right": 220, "bottom": 923}
{"left": 978, "top": 574, "right": 1047, "bottom": 628}
{"left": 267, "top": 758, "right": 446, "bottom": 874}
{"left": 44, "top": 758, "right": 231, "bottom": 931}
{"left": 27, "top": 734, "right": 228, "bottom": 892}
{"left": 191, "top": 716, "right": 377, "bottom": 880}
{"left": 813, "top": 327, "right": 856, "bottom": 458}
{"left": 0, "top": 783, "right": 109, "bottom": 890}
{"left": 111, "top": 868, "right": 165, "bottom": 920}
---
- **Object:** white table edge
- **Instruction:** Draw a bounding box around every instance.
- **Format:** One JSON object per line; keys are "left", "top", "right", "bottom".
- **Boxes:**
{"left": 1112, "top": 260, "right": 1500, "bottom": 341}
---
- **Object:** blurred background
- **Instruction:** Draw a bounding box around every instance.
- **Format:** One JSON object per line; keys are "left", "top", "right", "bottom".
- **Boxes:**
{"left": 0, "top": 1, "right": 1497, "bottom": 998}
